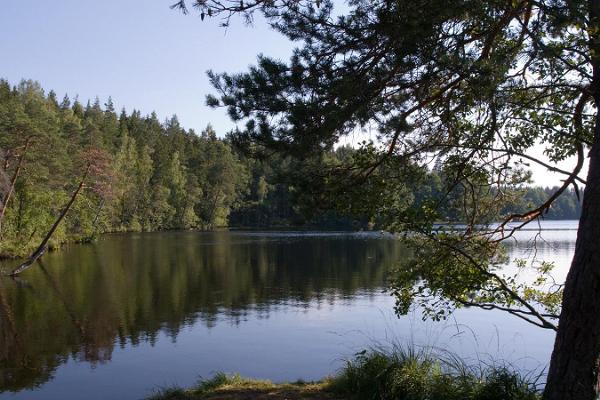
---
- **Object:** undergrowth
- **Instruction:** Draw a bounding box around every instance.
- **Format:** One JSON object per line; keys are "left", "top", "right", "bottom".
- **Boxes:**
{"left": 147, "top": 347, "right": 542, "bottom": 400}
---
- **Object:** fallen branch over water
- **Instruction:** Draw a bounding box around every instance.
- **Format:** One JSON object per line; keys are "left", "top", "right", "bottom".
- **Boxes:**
{"left": 9, "top": 166, "right": 90, "bottom": 276}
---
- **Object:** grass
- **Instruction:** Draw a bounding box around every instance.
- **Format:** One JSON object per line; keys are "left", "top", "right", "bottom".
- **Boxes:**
{"left": 330, "top": 346, "right": 541, "bottom": 400}
{"left": 146, "top": 348, "right": 542, "bottom": 400}
{"left": 146, "top": 373, "right": 338, "bottom": 400}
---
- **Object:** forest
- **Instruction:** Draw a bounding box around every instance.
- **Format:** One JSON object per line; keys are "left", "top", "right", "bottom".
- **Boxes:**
{"left": 0, "top": 79, "right": 582, "bottom": 258}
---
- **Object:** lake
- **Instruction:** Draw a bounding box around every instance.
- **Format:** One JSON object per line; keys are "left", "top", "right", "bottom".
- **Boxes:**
{"left": 0, "top": 222, "right": 578, "bottom": 399}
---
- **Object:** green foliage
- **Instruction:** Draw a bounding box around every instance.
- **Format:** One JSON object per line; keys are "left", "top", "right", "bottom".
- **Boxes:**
{"left": 1, "top": 77, "right": 385, "bottom": 258}
{"left": 146, "top": 386, "right": 191, "bottom": 400}
{"left": 146, "top": 373, "right": 325, "bottom": 400}
{"left": 0, "top": 77, "right": 582, "bottom": 271}
{"left": 198, "top": 0, "right": 591, "bottom": 330}
{"left": 145, "top": 348, "right": 540, "bottom": 400}
{"left": 0, "top": 80, "right": 248, "bottom": 257}
{"left": 332, "top": 348, "right": 540, "bottom": 400}
{"left": 390, "top": 233, "right": 561, "bottom": 329}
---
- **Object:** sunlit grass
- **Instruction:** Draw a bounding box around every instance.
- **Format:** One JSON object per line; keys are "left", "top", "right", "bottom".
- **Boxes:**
{"left": 147, "top": 347, "right": 541, "bottom": 400}
{"left": 147, "top": 372, "right": 334, "bottom": 399}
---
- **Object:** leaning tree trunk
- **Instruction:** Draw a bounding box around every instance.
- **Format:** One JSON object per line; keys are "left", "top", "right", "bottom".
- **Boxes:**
{"left": 9, "top": 166, "right": 90, "bottom": 276}
{"left": 544, "top": 5, "right": 600, "bottom": 395}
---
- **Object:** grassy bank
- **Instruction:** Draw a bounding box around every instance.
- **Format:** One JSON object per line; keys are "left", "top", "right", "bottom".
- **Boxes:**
{"left": 147, "top": 374, "right": 337, "bottom": 400}
{"left": 147, "top": 348, "right": 542, "bottom": 400}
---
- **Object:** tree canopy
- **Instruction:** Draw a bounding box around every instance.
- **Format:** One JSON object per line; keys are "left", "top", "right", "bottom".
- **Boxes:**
{"left": 172, "top": 0, "right": 600, "bottom": 398}
{"left": 0, "top": 78, "right": 576, "bottom": 259}
{"left": 0, "top": 80, "right": 251, "bottom": 257}
{"left": 195, "top": 0, "right": 591, "bottom": 330}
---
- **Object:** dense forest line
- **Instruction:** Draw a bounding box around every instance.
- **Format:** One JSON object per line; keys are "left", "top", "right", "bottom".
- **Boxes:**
{"left": 0, "top": 79, "right": 581, "bottom": 258}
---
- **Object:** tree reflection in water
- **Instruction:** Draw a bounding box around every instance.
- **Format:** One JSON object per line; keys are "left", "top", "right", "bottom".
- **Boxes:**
{"left": 0, "top": 231, "right": 405, "bottom": 392}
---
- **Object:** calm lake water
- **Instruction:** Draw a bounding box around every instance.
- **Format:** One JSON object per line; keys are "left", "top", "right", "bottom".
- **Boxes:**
{"left": 0, "top": 222, "right": 578, "bottom": 399}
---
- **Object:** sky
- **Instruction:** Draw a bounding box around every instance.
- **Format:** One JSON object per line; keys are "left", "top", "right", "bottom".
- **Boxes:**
{"left": 0, "top": 0, "right": 293, "bottom": 135}
{"left": 0, "top": 1, "right": 585, "bottom": 186}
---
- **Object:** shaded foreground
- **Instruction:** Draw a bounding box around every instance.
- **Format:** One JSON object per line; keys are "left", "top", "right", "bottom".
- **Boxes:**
{"left": 147, "top": 349, "right": 541, "bottom": 400}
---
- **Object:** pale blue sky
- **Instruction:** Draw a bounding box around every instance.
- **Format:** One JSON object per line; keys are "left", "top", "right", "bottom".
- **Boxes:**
{"left": 0, "top": 1, "right": 582, "bottom": 185}
{"left": 0, "top": 0, "right": 293, "bottom": 135}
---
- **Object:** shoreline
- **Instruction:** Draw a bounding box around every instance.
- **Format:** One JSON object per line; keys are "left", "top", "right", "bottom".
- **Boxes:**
{"left": 145, "top": 347, "right": 542, "bottom": 400}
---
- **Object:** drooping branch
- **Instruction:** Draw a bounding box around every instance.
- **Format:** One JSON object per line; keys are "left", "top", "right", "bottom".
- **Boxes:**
{"left": 192, "top": 0, "right": 590, "bottom": 337}
{"left": 432, "top": 234, "right": 559, "bottom": 330}
{"left": 455, "top": 299, "right": 559, "bottom": 329}
{"left": 493, "top": 89, "right": 591, "bottom": 241}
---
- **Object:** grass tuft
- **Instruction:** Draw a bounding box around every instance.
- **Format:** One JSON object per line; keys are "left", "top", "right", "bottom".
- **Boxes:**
{"left": 146, "top": 386, "right": 192, "bottom": 400}
{"left": 330, "top": 346, "right": 540, "bottom": 400}
{"left": 146, "top": 348, "right": 541, "bottom": 400}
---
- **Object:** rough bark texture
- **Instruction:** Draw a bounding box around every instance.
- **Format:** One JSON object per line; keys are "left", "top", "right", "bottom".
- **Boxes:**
{"left": 544, "top": 3, "right": 600, "bottom": 396}
{"left": 544, "top": 121, "right": 600, "bottom": 400}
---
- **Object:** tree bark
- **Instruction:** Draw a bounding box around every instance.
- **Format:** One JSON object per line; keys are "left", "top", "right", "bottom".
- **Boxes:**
{"left": 544, "top": 119, "right": 600, "bottom": 400}
{"left": 544, "top": 3, "right": 600, "bottom": 397}
{"left": 9, "top": 165, "right": 90, "bottom": 276}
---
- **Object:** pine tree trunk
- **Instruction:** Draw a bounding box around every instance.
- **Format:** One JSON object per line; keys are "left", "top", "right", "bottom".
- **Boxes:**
{"left": 544, "top": 120, "right": 600, "bottom": 399}
{"left": 9, "top": 165, "right": 90, "bottom": 276}
{"left": 543, "top": 3, "right": 600, "bottom": 394}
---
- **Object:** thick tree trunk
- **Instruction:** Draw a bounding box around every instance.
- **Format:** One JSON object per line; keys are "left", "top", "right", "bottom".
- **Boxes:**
{"left": 544, "top": 3, "right": 600, "bottom": 393}
{"left": 9, "top": 166, "right": 90, "bottom": 276}
{"left": 544, "top": 120, "right": 600, "bottom": 400}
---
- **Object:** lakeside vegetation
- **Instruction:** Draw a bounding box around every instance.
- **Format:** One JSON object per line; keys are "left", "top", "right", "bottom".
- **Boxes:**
{"left": 148, "top": 374, "right": 336, "bottom": 400}
{"left": 0, "top": 76, "right": 579, "bottom": 397}
{"left": 0, "top": 79, "right": 581, "bottom": 259}
{"left": 147, "top": 348, "right": 541, "bottom": 400}
{"left": 4, "top": 0, "right": 600, "bottom": 396}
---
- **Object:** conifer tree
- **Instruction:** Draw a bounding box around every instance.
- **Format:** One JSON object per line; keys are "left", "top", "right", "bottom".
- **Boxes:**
{"left": 173, "top": 0, "right": 600, "bottom": 397}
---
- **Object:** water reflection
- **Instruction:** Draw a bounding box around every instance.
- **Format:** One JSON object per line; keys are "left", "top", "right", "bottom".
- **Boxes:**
{"left": 0, "top": 227, "right": 577, "bottom": 399}
{"left": 0, "top": 231, "right": 404, "bottom": 394}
